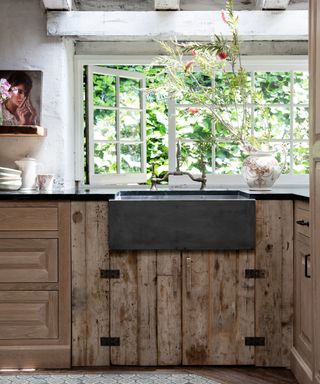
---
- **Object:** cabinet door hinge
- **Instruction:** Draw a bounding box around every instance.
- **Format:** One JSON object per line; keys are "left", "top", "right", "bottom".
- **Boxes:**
{"left": 245, "top": 269, "right": 266, "bottom": 279}
{"left": 100, "top": 337, "right": 120, "bottom": 346}
{"left": 100, "top": 269, "right": 120, "bottom": 279}
{"left": 245, "top": 337, "right": 265, "bottom": 346}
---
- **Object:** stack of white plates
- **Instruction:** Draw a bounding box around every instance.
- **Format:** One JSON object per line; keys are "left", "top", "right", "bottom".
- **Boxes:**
{"left": 0, "top": 167, "right": 22, "bottom": 191}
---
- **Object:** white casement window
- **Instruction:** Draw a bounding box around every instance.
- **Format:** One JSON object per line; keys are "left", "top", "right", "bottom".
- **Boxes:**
{"left": 169, "top": 71, "right": 309, "bottom": 173}
{"left": 85, "top": 65, "right": 146, "bottom": 185}
{"left": 74, "top": 56, "right": 308, "bottom": 187}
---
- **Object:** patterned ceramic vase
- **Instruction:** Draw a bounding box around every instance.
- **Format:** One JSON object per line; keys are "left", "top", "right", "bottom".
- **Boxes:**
{"left": 242, "top": 151, "right": 281, "bottom": 191}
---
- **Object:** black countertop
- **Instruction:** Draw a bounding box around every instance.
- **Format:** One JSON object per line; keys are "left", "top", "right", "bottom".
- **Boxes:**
{"left": 0, "top": 187, "right": 309, "bottom": 201}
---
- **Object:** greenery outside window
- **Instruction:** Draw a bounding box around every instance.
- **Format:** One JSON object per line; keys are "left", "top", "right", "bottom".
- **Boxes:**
{"left": 76, "top": 57, "right": 308, "bottom": 186}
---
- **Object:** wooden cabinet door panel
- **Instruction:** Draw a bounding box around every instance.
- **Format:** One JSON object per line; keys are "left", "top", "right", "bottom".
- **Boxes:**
{"left": 157, "top": 251, "right": 182, "bottom": 365}
{"left": 182, "top": 250, "right": 255, "bottom": 365}
{"left": 292, "top": 200, "right": 313, "bottom": 383}
{"left": 255, "top": 200, "right": 293, "bottom": 367}
{"left": 110, "top": 251, "right": 157, "bottom": 366}
{"left": 0, "top": 238, "right": 58, "bottom": 282}
{"left": 0, "top": 208, "right": 58, "bottom": 231}
{"left": 294, "top": 234, "right": 313, "bottom": 370}
{"left": 0, "top": 291, "right": 58, "bottom": 339}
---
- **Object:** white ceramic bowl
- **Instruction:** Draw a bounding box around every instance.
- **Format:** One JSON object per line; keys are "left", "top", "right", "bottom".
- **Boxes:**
{"left": 0, "top": 179, "right": 22, "bottom": 191}
{"left": 0, "top": 166, "right": 22, "bottom": 177}
{"left": 0, "top": 175, "right": 22, "bottom": 181}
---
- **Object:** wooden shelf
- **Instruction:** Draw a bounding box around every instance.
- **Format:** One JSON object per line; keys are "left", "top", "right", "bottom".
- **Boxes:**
{"left": 0, "top": 125, "right": 47, "bottom": 137}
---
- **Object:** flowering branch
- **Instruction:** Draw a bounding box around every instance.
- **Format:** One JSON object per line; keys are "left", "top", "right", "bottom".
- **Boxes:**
{"left": 149, "top": 0, "right": 271, "bottom": 154}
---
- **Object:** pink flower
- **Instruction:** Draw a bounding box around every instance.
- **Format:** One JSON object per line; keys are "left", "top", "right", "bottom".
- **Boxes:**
{"left": 217, "top": 51, "right": 228, "bottom": 60}
{"left": 184, "top": 60, "right": 194, "bottom": 72}
{"left": 188, "top": 106, "right": 199, "bottom": 114}
{"left": 192, "top": 49, "right": 197, "bottom": 57}
{"left": 0, "top": 78, "right": 11, "bottom": 91}
{"left": 221, "top": 10, "right": 228, "bottom": 24}
{"left": 0, "top": 78, "right": 12, "bottom": 103}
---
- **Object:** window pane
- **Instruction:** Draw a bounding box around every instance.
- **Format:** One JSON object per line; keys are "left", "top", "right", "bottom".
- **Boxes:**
{"left": 293, "top": 142, "right": 309, "bottom": 174}
{"left": 254, "top": 106, "right": 290, "bottom": 140}
{"left": 176, "top": 107, "right": 212, "bottom": 141}
{"left": 93, "top": 74, "right": 116, "bottom": 107}
{"left": 215, "top": 142, "right": 243, "bottom": 174}
{"left": 120, "top": 144, "right": 142, "bottom": 173}
{"left": 120, "top": 110, "right": 141, "bottom": 139}
{"left": 179, "top": 140, "right": 212, "bottom": 173}
{"left": 255, "top": 72, "right": 291, "bottom": 104}
{"left": 294, "top": 106, "right": 309, "bottom": 140}
{"left": 93, "top": 109, "right": 116, "bottom": 140}
{"left": 294, "top": 72, "right": 308, "bottom": 104}
{"left": 94, "top": 143, "right": 117, "bottom": 174}
{"left": 120, "top": 77, "right": 140, "bottom": 108}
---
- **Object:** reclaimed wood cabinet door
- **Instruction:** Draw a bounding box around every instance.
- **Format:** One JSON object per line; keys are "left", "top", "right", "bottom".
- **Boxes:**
{"left": 181, "top": 251, "right": 255, "bottom": 365}
{"left": 110, "top": 251, "right": 158, "bottom": 366}
{"left": 255, "top": 200, "right": 293, "bottom": 368}
{"left": 109, "top": 250, "right": 181, "bottom": 366}
{"left": 110, "top": 250, "right": 256, "bottom": 366}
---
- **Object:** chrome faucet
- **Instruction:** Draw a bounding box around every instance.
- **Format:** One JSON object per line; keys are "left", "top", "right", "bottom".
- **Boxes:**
{"left": 150, "top": 141, "right": 207, "bottom": 191}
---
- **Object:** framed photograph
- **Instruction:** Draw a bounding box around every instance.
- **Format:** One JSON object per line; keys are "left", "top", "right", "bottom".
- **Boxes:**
{"left": 0, "top": 70, "right": 42, "bottom": 126}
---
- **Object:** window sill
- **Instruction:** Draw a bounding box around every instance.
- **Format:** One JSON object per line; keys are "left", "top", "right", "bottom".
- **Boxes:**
{"left": 168, "top": 174, "right": 309, "bottom": 189}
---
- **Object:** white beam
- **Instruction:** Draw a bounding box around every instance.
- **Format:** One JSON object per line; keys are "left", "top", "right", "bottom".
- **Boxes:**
{"left": 155, "top": 0, "right": 180, "bottom": 10}
{"left": 256, "top": 0, "right": 290, "bottom": 10}
{"left": 47, "top": 10, "right": 308, "bottom": 41}
{"left": 42, "top": 0, "right": 72, "bottom": 11}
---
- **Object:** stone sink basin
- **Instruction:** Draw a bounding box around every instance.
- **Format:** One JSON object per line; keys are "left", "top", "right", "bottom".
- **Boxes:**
{"left": 109, "top": 190, "right": 256, "bottom": 251}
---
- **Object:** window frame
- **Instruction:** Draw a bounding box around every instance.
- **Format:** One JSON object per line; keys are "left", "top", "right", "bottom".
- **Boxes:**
{"left": 74, "top": 55, "right": 309, "bottom": 187}
{"left": 87, "top": 65, "right": 146, "bottom": 184}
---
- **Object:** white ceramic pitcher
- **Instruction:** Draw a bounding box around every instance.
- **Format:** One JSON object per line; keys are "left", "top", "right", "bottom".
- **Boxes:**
{"left": 15, "top": 157, "right": 38, "bottom": 191}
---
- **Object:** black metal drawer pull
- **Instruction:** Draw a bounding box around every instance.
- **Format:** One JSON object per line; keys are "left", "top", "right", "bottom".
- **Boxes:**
{"left": 296, "top": 219, "right": 309, "bottom": 226}
{"left": 305, "top": 254, "right": 311, "bottom": 278}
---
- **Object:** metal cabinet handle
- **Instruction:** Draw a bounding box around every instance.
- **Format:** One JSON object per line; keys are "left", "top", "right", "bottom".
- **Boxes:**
{"left": 186, "top": 257, "right": 192, "bottom": 294}
{"left": 296, "top": 219, "right": 309, "bottom": 227}
{"left": 305, "top": 254, "right": 311, "bottom": 278}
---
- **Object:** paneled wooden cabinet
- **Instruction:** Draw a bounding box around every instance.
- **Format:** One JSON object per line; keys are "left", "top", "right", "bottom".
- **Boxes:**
{"left": 71, "top": 200, "right": 293, "bottom": 368}
{"left": 0, "top": 201, "right": 71, "bottom": 369}
{"left": 292, "top": 201, "right": 313, "bottom": 384}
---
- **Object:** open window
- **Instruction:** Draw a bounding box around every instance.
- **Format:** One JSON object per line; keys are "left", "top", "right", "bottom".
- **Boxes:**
{"left": 86, "top": 66, "right": 146, "bottom": 184}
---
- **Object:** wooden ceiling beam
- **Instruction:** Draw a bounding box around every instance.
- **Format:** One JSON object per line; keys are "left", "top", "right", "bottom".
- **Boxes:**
{"left": 154, "top": 0, "right": 180, "bottom": 10}
{"left": 42, "top": 0, "right": 72, "bottom": 11}
{"left": 256, "top": 0, "right": 291, "bottom": 10}
{"left": 47, "top": 10, "right": 308, "bottom": 41}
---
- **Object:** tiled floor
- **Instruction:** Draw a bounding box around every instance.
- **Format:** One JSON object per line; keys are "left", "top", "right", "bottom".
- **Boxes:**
{"left": 0, "top": 373, "right": 219, "bottom": 384}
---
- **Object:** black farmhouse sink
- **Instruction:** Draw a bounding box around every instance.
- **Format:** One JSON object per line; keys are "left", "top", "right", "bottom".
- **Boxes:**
{"left": 109, "top": 191, "right": 256, "bottom": 251}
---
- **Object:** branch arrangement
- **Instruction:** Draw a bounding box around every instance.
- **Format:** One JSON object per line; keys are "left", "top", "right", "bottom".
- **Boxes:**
{"left": 150, "top": 0, "right": 270, "bottom": 153}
